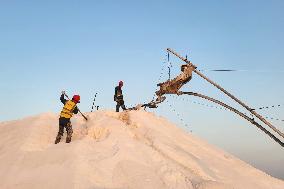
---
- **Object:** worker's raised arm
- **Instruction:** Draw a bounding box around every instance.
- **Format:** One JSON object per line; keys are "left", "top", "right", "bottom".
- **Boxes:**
{"left": 60, "top": 91, "right": 67, "bottom": 104}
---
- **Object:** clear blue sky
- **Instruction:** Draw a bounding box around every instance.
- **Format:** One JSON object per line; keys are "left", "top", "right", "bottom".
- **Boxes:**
{"left": 0, "top": 0, "right": 283, "bottom": 179}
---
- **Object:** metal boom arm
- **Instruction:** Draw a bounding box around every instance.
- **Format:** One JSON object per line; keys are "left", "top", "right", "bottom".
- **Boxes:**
{"left": 167, "top": 48, "right": 284, "bottom": 140}
{"left": 180, "top": 91, "right": 284, "bottom": 147}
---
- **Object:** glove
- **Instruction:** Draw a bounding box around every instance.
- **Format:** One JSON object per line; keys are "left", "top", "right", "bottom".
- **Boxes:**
{"left": 62, "top": 91, "right": 65, "bottom": 95}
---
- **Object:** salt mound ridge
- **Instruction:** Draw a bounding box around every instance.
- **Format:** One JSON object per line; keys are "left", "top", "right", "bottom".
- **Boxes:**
{"left": 0, "top": 110, "right": 283, "bottom": 189}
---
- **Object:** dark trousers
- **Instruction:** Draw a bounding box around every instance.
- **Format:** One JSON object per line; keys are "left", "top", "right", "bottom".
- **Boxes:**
{"left": 55, "top": 117, "right": 73, "bottom": 143}
{"left": 116, "top": 99, "right": 126, "bottom": 112}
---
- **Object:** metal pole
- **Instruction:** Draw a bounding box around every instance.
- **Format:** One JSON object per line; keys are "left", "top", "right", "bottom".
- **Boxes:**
{"left": 91, "top": 93, "right": 98, "bottom": 112}
{"left": 167, "top": 48, "right": 284, "bottom": 139}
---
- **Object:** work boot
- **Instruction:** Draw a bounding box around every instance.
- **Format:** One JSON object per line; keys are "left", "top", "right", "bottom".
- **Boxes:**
{"left": 66, "top": 136, "right": 72, "bottom": 143}
{"left": 122, "top": 104, "right": 127, "bottom": 111}
{"left": 55, "top": 135, "right": 61, "bottom": 144}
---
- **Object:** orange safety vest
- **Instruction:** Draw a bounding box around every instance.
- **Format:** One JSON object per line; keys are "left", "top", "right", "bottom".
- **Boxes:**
{"left": 60, "top": 100, "right": 77, "bottom": 119}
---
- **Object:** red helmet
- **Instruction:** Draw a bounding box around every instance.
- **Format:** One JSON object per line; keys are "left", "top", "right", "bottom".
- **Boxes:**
{"left": 72, "top": 95, "right": 80, "bottom": 103}
{"left": 119, "top": 80, "right": 123, "bottom": 86}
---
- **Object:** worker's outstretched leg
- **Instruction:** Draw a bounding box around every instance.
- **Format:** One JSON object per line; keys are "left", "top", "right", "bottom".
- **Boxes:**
{"left": 66, "top": 122, "right": 73, "bottom": 143}
{"left": 121, "top": 104, "right": 126, "bottom": 111}
{"left": 120, "top": 100, "right": 126, "bottom": 111}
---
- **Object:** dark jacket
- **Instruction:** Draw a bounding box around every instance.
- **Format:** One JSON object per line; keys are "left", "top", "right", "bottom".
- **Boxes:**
{"left": 114, "top": 86, "right": 123, "bottom": 101}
